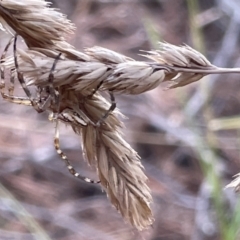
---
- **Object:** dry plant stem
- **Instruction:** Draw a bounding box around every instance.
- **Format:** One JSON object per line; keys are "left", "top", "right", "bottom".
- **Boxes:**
{"left": 156, "top": 65, "right": 240, "bottom": 74}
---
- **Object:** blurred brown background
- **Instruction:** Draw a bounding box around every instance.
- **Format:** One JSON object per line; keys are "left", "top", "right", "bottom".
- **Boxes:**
{"left": 0, "top": 0, "right": 240, "bottom": 239}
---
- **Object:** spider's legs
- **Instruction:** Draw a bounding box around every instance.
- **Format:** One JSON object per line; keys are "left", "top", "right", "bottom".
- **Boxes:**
{"left": 0, "top": 36, "right": 32, "bottom": 106}
{"left": 13, "top": 34, "right": 51, "bottom": 112}
{"left": 54, "top": 119, "right": 99, "bottom": 183}
{"left": 37, "top": 52, "right": 62, "bottom": 114}
{"left": 87, "top": 79, "right": 104, "bottom": 99}
{"left": 48, "top": 54, "right": 99, "bottom": 184}
{"left": 96, "top": 91, "right": 116, "bottom": 126}
{"left": 85, "top": 76, "right": 117, "bottom": 126}
{"left": 47, "top": 52, "right": 62, "bottom": 106}
{"left": 0, "top": 36, "right": 13, "bottom": 96}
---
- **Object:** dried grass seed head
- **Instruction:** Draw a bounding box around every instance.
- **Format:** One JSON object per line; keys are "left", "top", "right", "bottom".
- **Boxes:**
{"left": 105, "top": 61, "right": 166, "bottom": 94}
{"left": 0, "top": 0, "right": 75, "bottom": 48}
{"left": 63, "top": 92, "right": 153, "bottom": 230}
{"left": 145, "top": 42, "right": 212, "bottom": 67}
{"left": 85, "top": 46, "right": 134, "bottom": 64}
{"left": 4, "top": 47, "right": 109, "bottom": 96}
{"left": 225, "top": 173, "right": 240, "bottom": 192}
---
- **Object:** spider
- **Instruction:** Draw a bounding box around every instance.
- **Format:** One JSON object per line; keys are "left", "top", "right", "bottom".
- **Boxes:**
{"left": 0, "top": 34, "right": 117, "bottom": 184}
{"left": 86, "top": 78, "right": 116, "bottom": 127}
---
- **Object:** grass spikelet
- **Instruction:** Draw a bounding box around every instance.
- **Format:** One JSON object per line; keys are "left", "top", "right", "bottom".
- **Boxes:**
{"left": 0, "top": 0, "right": 75, "bottom": 48}
{"left": 63, "top": 91, "right": 153, "bottom": 230}
{"left": 144, "top": 42, "right": 240, "bottom": 88}
{"left": 225, "top": 174, "right": 240, "bottom": 192}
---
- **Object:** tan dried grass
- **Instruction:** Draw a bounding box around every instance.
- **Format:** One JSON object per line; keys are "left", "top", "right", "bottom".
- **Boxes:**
{"left": 4, "top": 42, "right": 240, "bottom": 96}
{"left": 56, "top": 90, "right": 154, "bottom": 229}
{"left": 1, "top": 0, "right": 240, "bottom": 229}
{"left": 0, "top": 0, "right": 75, "bottom": 48}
